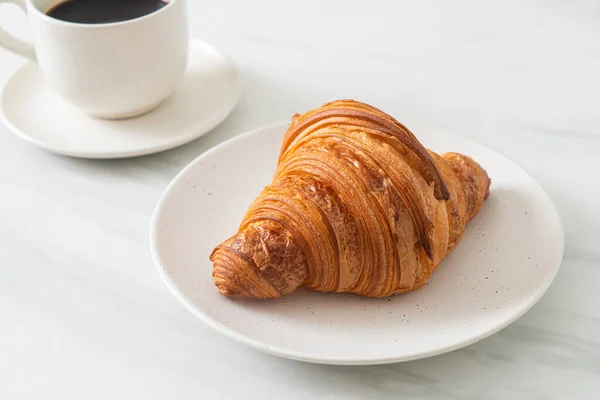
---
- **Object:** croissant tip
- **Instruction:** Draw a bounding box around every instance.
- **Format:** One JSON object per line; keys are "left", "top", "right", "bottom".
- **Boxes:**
{"left": 217, "top": 287, "right": 237, "bottom": 296}
{"left": 216, "top": 285, "right": 282, "bottom": 300}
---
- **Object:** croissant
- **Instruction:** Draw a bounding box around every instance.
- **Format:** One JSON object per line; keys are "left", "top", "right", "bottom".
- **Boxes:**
{"left": 210, "top": 100, "right": 490, "bottom": 299}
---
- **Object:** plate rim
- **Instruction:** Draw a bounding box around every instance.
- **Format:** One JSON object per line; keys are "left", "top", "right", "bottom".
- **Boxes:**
{"left": 149, "top": 121, "right": 565, "bottom": 365}
{"left": 0, "top": 40, "right": 241, "bottom": 159}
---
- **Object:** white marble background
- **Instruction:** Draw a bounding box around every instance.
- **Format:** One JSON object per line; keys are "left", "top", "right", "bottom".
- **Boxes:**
{"left": 1, "top": 1, "right": 599, "bottom": 398}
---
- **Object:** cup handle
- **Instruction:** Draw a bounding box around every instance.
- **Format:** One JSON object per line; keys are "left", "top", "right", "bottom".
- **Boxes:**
{"left": 0, "top": 0, "right": 35, "bottom": 60}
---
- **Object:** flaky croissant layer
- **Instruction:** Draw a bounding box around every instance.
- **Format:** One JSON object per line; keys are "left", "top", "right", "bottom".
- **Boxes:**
{"left": 211, "top": 100, "right": 490, "bottom": 299}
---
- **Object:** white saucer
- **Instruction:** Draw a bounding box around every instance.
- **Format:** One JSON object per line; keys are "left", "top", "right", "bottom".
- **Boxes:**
{"left": 150, "top": 122, "right": 564, "bottom": 365}
{"left": 0, "top": 40, "right": 240, "bottom": 159}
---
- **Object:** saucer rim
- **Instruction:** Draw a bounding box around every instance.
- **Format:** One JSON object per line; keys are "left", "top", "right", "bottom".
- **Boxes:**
{"left": 0, "top": 39, "right": 241, "bottom": 159}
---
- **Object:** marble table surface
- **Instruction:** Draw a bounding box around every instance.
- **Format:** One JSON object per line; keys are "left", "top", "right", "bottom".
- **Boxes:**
{"left": 1, "top": 1, "right": 598, "bottom": 398}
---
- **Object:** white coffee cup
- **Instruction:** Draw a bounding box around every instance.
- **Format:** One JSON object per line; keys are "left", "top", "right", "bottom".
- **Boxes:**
{"left": 0, "top": 0, "right": 188, "bottom": 119}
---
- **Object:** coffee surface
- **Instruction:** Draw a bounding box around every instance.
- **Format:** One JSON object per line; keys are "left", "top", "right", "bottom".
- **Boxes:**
{"left": 46, "top": 0, "right": 168, "bottom": 24}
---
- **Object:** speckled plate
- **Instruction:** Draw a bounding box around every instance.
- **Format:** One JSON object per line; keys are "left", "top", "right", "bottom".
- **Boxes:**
{"left": 150, "top": 122, "right": 564, "bottom": 365}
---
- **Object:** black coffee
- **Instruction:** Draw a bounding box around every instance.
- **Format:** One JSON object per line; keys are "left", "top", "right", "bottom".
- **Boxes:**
{"left": 46, "top": 0, "right": 168, "bottom": 24}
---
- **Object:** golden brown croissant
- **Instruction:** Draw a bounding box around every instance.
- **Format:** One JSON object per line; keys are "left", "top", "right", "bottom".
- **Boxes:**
{"left": 211, "top": 100, "right": 490, "bottom": 299}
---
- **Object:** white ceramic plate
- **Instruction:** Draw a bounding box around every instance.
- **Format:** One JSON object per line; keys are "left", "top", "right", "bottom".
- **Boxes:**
{"left": 0, "top": 40, "right": 240, "bottom": 159}
{"left": 150, "top": 122, "right": 564, "bottom": 365}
